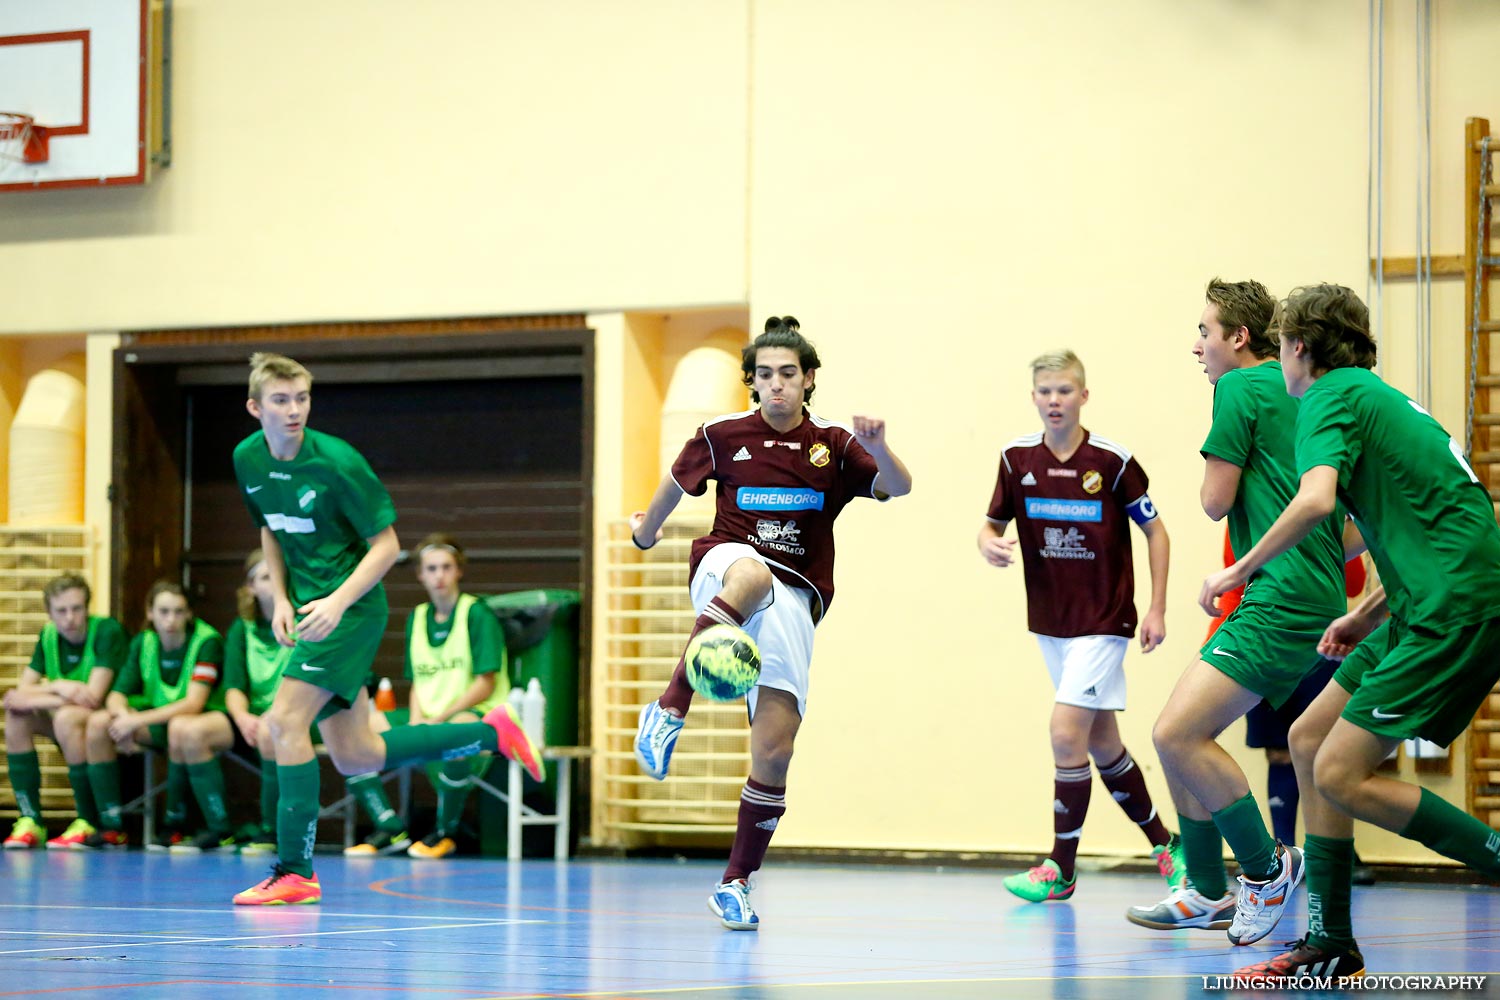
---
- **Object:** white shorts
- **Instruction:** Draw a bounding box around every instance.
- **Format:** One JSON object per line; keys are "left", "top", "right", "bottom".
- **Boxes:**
{"left": 690, "top": 542, "right": 816, "bottom": 718}
{"left": 1032, "top": 633, "right": 1129, "bottom": 711}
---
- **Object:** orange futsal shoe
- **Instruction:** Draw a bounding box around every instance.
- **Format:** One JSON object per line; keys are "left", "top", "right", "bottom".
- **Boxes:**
{"left": 482, "top": 703, "right": 546, "bottom": 783}
{"left": 233, "top": 864, "right": 322, "bottom": 906}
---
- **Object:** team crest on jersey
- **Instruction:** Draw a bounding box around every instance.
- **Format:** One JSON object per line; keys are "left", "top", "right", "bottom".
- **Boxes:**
{"left": 1081, "top": 470, "right": 1103, "bottom": 494}
{"left": 808, "top": 442, "right": 831, "bottom": 467}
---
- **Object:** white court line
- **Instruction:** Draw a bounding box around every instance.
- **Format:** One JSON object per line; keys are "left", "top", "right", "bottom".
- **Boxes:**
{"left": 0, "top": 918, "right": 542, "bottom": 957}
{"left": 0, "top": 902, "right": 510, "bottom": 921}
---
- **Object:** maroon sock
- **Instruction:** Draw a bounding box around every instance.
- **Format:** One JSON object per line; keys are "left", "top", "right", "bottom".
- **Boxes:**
{"left": 659, "top": 596, "right": 747, "bottom": 716}
{"left": 722, "top": 777, "right": 786, "bottom": 882}
{"left": 1098, "top": 748, "right": 1170, "bottom": 846}
{"left": 1051, "top": 762, "right": 1092, "bottom": 880}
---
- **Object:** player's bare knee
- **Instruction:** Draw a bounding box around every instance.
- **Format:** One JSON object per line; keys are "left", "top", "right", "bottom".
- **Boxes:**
{"left": 5, "top": 706, "right": 31, "bottom": 735}
{"left": 167, "top": 715, "right": 197, "bottom": 755}
{"left": 1287, "top": 718, "right": 1321, "bottom": 772}
{"left": 1151, "top": 715, "right": 1189, "bottom": 766}
{"left": 751, "top": 738, "right": 794, "bottom": 780}
{"left": 1311, "top": 751, "right": 1359, "bottom": 811}
{"left": 724, "top": 558, "right": 774, "bottom": 610}
{"left": 85, "top": 710, "right": 110, "bottom": 739}
{"left": 326, "top": 742, "right": 381, "bottom": 776}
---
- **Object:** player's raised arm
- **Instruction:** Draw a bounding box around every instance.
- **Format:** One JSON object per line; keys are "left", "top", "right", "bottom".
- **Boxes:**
{"left": 631, "top": 475, "right": 687, "bottom": 550}
{"left": 851, "top": 415, "right": 912, "bottom": 498}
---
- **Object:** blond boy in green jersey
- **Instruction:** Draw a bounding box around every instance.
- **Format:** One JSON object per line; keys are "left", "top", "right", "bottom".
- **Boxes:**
{"left": 231, "top": 352, "right": 542, "bottom": 905}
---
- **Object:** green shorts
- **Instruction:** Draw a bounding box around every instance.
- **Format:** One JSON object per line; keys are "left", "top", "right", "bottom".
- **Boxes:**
{"left": 1198, "top": 600, "right": 1333, "bottom": 708}
{"left": 1334, "top": 616, "right": 1500, "bottom": 746}
{"left": 281, "top": 604, "right": 386, "bottom": 720}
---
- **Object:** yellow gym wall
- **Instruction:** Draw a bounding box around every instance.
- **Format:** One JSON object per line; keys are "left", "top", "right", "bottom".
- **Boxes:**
{"left": 2, "top": 1, "right": 1498, "bottom": 864}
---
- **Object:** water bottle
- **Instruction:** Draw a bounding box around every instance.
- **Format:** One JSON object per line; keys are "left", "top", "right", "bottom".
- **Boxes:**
{"left": 374, "top": 676, "right": 396, "bottom": 713}
{"left": 521, "top": 677, "right": 546, "bottom": 750}
{"left": 508, "top": 685, "right": 525, "bottom": 717}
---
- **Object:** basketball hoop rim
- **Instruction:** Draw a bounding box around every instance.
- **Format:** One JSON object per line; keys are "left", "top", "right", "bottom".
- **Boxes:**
{"left": 0, "top": 111, "right": 35, "bottom": 139}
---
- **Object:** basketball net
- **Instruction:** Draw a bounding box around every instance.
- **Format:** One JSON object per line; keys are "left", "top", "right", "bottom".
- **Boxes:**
{"left": 0, "top": 113, "right": 51, "bottom": 165}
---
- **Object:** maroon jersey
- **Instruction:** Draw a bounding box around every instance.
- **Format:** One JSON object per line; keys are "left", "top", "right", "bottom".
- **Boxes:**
{"left": 671, "top": 408, "right": 883, "bottom": 619}
{"left": 985, "top": 430, "right": 1155, "bottom": 639}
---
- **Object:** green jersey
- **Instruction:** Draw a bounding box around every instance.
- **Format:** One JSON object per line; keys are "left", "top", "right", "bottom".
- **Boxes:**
{"left": 1202, "top": 362, "right": 1345, "bottom": 616}
{"left": 232, "top": 427, "right": 397, "bottom": 614}
{"left": 223, "top": 616, "right": 295, "bottom": 715}
{"left": 404, "top": 593, "right": 508, "bottom": 716}
{"left": 1297, "top": 367, "right": 1500, "bottom": 627}
{"left": 113, "top": 622, "right": 226, "bottom": 710}
{"left": 29, "top": 616, "right": 129, "bottom": 683}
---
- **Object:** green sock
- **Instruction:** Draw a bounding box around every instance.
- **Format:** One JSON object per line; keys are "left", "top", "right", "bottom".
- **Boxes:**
{"left": 187, "top": 760, "right": 230, "bottom": 834}
{"left": 259, "top": 753, "right": 279, "bottom": 836}
{"left": 1400, "top": 787, "right": 1500, "bottom": 879}
{"left": 1304, "top": 834, "right": 1356, "bottom": 950}
{"left": 88, "top": 761, "right": 124, "bottom": 831}
{"left": 1180, "top": 814, "right": 1228, "bottom": 898}
{"left": 434, "top": 759, "right": 474, "bottom": 836}
{"left": 6, "top": 751, "right": 42, "bottom": 821}
{"left": 348, "top": 773, "right": 403, "bottom": 832}
{"left": 1211, "top": 792, "right": 1279, "bottom": 882}
{"left": 380, "top": 722, "right": 497, "bottom": 769}
{"left": 276, "top": 760, "right": 320, "bottom": 877}
{"left": 67, "top": 763, "right": 100, "bottom": 827}
{"left": 163, "top": 761, "right": 191, "bottom": 829}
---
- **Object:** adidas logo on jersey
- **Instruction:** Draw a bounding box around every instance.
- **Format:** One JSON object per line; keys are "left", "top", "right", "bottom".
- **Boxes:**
{"left": 1021, "top": 471, "right": 1037, "bottom": 485}
{"left": 733, "top": 447, "right": 753, "bottom": 462}
{"left": 1082, "top": 685, "right": 1097, "bottom": 697}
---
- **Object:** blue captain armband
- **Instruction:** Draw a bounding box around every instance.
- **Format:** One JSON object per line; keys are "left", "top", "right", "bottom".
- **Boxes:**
{"left": 1126, "top": 494, "right": 1159, "bottom": 526}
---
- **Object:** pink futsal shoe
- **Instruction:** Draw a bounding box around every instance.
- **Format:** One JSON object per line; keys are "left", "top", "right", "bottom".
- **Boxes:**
{"left": 482, "top": 703, "right": 545, "bottom": 782}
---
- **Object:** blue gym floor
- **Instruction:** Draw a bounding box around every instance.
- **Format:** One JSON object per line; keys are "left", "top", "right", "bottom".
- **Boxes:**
{"left": 0, "top": 852, "right": 1495, "bottom": 999}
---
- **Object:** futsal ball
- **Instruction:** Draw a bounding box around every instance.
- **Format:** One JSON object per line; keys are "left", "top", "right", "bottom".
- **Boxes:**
{"left": 685, "top": 624, "right": 762, "bottom": 701}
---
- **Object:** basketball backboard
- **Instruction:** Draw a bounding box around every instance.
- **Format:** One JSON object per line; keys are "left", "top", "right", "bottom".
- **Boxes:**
{"left": 0, "top": 0, "right": 169, "bottom": 192}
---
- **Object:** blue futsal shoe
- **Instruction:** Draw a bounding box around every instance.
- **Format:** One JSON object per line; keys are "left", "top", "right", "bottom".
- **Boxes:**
{"left": 709, "top": 878, "right": 759, "bottom": 931}
{"left": 634, "top": 701, "right": 684, "bottom": 780}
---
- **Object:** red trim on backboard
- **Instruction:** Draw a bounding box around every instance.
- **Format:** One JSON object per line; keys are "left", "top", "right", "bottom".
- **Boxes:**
{"left": 0, "top": 0, "right": 148, "bottom": 193}
{"left": 135, "top": 0, "right": 146, "bottom": 184}
{"left": 0, "top": 30, "right": 90, "bottom": 135}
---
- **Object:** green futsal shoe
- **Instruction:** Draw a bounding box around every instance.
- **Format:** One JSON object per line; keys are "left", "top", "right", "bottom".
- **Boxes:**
{"left": 1003, "top": 859, "right": 1076, "bottom": 902}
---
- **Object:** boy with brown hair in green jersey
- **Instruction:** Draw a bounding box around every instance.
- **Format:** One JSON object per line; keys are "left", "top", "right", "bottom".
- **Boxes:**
{"left": 231, "top": 352, "right": 543, "bottom": 905}
{"left": 1201, "top": 283, "right": 1500, "bottom": 982}
{"left": 1134, "top": 278, "right": 1360, "bottom": 945}
{"left": 3, "top": 574, "right": 128, "bottom": 850}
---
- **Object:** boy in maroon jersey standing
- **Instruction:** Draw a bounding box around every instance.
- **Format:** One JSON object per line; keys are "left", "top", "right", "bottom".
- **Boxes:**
{"left": 631, "top": 316, "right": 912, "bottom": 930}
{"left": 977, "top": 349, "right": 1178, "bottom": 902}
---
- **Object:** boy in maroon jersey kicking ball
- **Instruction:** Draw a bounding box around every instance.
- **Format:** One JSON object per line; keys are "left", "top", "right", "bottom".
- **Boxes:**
{"left": 631, "top": 316, "right": 913, "bottom": 930}
{"left": 977, "top": 349, "right": 1180, "bottom": 902}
